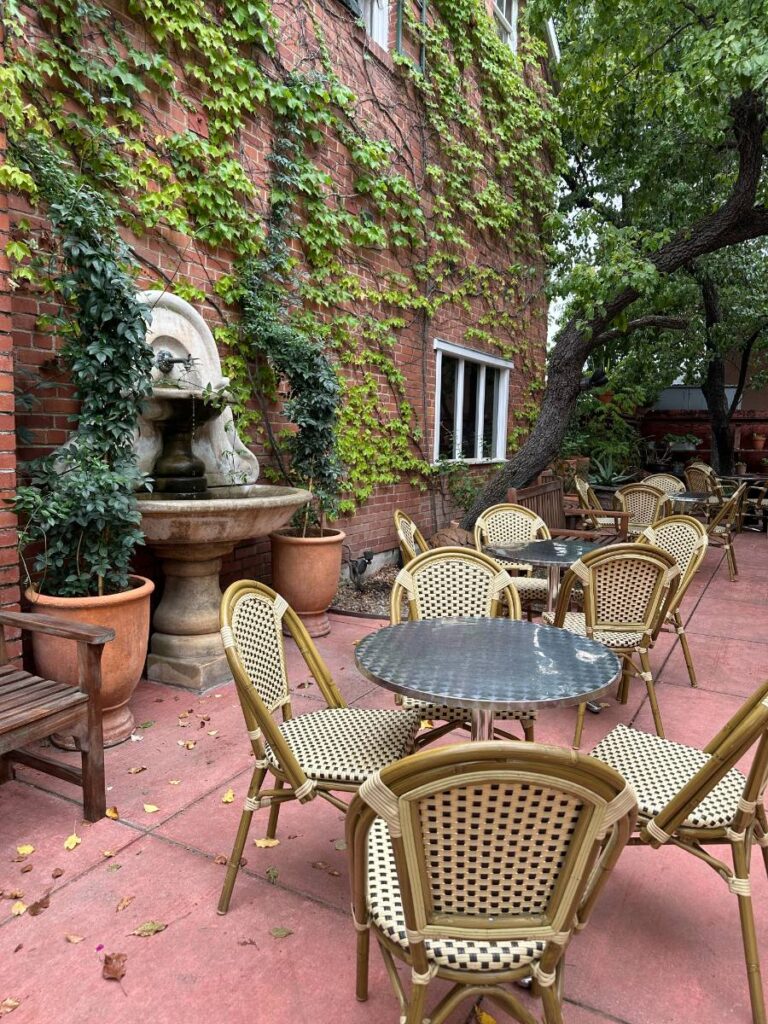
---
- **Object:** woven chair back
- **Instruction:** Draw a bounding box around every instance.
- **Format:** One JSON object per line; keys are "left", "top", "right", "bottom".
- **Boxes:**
{"left": 474, "top": 503, "right": 552, "bottom": 549}
{"left": 644, "top": 473, "right": 685, "bottom": 495}
{"left": 706, "top": 482, "right": 747, "bottom": 536}
{"left": 638, "top": 516, "right": 707, "bottom": 610}
{"left": 225, "top": 585, "right": 291, "bottom": 714}
{"left": 389, "top": 547, "right": 521, "bottom": 623}
{"left": 350, "top": 742, "right": 636, "bottom": 950}
{"left": 557, "top": 543, "right": 679, "bottom": 638}
{"left": 574, "top": 476, "right": 609, "bottom": 529}
{"left": 684, "top": 462, "right": 721, "bottom": 497}
{"left": 647, "top": 678, "right": 768, "bottom": 845}
{"left": 615, "top": 483, "right": 670, "bottom": 528}
{"left": 394, "top": 509, "right": 429, "bottom": 565}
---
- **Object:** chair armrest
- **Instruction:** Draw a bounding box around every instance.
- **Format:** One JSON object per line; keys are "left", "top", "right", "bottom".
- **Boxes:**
{"left": 0, "top": 611, "right": 115, "bottom": 646}
{"left": 550, "top": 528, "right": 619, "bottom": 542}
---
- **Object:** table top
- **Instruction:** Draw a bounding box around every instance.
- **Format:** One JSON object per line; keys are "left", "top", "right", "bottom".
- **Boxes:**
{"left": 675, "top": 490, "right": 719, "bottom": 503}
{"left": 354, "top": 617, "right": 621, "bottom": 712}
{"left": 484, "top": 537, "right": 605, "bottom": 567}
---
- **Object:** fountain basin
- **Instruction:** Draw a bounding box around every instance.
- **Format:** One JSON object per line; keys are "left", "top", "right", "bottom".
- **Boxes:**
{"left": 138, "top": 485, "right": 311, "bottom": 690}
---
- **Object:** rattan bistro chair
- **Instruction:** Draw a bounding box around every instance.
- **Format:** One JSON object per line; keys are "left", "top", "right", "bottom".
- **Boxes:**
{"left": 573, "top": 476, "right": 630, "bottom": 534}
{"left": 347, "top": 741, "right": 637, "bottom": 1024}
{"left": 394, "top": 509, "right": 429, "bottom": 565}
{"left": 644, "top": 473, "right": 685, "bottom": 495}
{"left": 474, "top": 503, "right": 550, "bottom": 616}
{"left": 216, "top": 581, "right": 420, "bottom": 914}
{"left": 707, "top": 482, "right": 747, "bottom": 582}
{"left": 542, "top": 543, "right": 680, "bottom": 748}
{"left": 389, "top": 547, "right": 534, "bottom": 743}
{"left": 637, "top": 516, "right": 708, "bottom": 688}
{"left": 614, "top": 482, "right": 671, "bottom": 537}
{"left": 592, "top": 679, "right": 768, "bottom": 1024}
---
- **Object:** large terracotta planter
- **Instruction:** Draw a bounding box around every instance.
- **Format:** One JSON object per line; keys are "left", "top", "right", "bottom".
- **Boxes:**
{"left": 25, "top": 576, "right": 155, "bottom": 746}
{"left": 270, "top": 529, "right": 345, "bottom": 637}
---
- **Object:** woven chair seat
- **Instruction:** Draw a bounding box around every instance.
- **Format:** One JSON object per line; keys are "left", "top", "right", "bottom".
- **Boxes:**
{"left": 366, "top": 818, "right": 546, "bottom": 971}
{"left": 509, "top": 576, "right": 549, "bottom": 600}
{"left": 541, "top": 611, "right": 643, "bottom": 649}
{"left": 592, "top": 724, "right": 747, "bottom": 829}
{"left": 264, "top": 707, "right": 420, "bottom": 785}
{"left": 401, "top": 695, "right": 535, "bottom": 723}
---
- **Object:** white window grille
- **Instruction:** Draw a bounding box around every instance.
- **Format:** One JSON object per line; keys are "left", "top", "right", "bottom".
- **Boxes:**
{"left": 433, "top": 339, "right": 512, "bottom": 462}
{"left": 493, "top": 0, "right": 518, "bottom": 52}
{"left": 362, "top": 0, "right": 389, "bottom": 50}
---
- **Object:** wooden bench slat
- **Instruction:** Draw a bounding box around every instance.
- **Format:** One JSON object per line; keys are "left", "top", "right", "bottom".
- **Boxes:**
{"left": 0, "top": 679, "right": 75, "bottom": 714}
{"left": 0, "top": 673, "right": 54, "bottom": 701}
{"left": 0, "top": 690, "right": 87, "bottom": 735}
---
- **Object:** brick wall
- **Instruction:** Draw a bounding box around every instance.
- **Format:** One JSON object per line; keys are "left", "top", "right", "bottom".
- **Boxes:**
{"left": 0, "top": 15, "right": 22, "bottom": 657}
{"left": 8, "top": 0, "right": 548, "bottom": 597}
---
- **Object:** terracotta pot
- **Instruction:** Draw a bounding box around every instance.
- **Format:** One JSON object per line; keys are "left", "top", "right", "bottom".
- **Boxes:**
{"left": 25, "top": 576, "right": 155, "bottom": 747}
{"left": 270, "top": 529, "right": 345, "bottom": 637}
{"left": 753, "top": 434, "right": 766, "bottom": 451}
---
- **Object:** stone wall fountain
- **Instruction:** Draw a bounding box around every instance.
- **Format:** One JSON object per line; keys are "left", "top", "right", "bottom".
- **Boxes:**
{"left": 136, "top": 291, "right": 310, "bottom": 690}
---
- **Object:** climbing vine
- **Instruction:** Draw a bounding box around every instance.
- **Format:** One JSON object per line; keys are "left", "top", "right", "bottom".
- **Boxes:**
{"left": 2, "top": 0, "right": 560, "bottom": 518}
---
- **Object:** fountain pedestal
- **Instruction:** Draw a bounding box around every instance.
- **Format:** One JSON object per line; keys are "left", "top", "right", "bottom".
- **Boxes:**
{"left": 139, "top": 488, "right": 311, "bottom": 691}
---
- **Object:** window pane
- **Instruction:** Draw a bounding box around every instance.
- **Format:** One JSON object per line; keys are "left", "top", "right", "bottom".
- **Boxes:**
{"left": 439, "top": 355, "right": 457, "bottom": 459}
{"left": 461, "top": 361, "right": 479, "bottom": 458}
{"left": 483, "top": 368, "right": 500, "bottom": 458}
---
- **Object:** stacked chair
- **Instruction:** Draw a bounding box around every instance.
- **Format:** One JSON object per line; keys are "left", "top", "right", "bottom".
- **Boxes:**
{"left": 473, "top": 503, "right": 550, "bottom": 618}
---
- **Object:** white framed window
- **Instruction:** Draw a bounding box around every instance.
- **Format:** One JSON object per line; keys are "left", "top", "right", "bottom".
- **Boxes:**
{"left": 433, "top": 339, "right": 512, "bottom": 463}
{"left": 362, "top": 0, "right": 389, "bottom": 50}
{"left": 493, "top": 0, "right": 518, "bottom": 52}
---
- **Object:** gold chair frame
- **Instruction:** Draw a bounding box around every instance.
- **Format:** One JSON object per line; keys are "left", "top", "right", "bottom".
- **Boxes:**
{"left": 474, "top": 503, "right": 551, "bottom": 617}
{"left": 216, "top": 580, "right": 420, "bottom": 914}
{"left": 394, "top": 509, "right": 430, "bottom": 565}
{"left": 614, "top": 482, "right": 671, "bottom": 537}
{"left": 347, "top": 741, "right": 637, "bottom": 1024}
{"left": 593, "top": 679, "right": 768, "bottom": 1024}
{"left": 644, "top": 473, "right": 685, "bottom": 495}
{"left": 706, "top": 482, "right": 747, "bottom": 581}
{"left": 573, "top": 476, "right": 632, "bottom": 534}
{"left": 547, "top": 543, "right": 680, "bottom": 747}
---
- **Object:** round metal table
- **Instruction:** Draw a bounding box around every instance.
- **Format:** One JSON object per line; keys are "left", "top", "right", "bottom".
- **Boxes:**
{"left": 485, "top": 537, "right": 607, "bottom": 612}
{"left": 355, "top": 617, "right": 622, "bottom": 740}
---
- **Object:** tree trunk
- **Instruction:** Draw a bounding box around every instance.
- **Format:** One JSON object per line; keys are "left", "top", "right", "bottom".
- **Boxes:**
{"left": 702, "top": 351, "right": 734, "bottom": 473}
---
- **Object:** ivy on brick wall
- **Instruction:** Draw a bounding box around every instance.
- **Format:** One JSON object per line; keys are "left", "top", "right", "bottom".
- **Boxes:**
{"left": 1, "top": 0, "right": 560, "bottom": 516}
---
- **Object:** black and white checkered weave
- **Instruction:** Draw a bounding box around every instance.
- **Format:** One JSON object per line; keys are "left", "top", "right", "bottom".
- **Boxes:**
{"left": 264, "top": 707, "right": 419, "bottom": 785}
{"left": 366, "top": 818, "right": 546, "bottom": 971}
{"left": 592, "top": 724, "right": 747, "bottom": 828}
{"left": 401, "top": 695, "right": 535, "bottom": 724}
{"left": 541, "top": 611, "right": 644, "bottom": 649}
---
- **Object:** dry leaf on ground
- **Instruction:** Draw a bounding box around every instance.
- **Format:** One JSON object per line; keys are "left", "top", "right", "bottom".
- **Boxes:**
{"left": 27, "top": 894, "right": 50, "bottom": 917}
{"left": 106, "top": 807, "right": 119, "bottom": 821}
{"left": 127, "top": 765, "right": 146, "bottom": 775}
{"left": 102, "top": 850, "right": 115, "bottom": 859}
{"left": 169, "top": 780, "right": 180, "bottom": 786}
{"left": 221, "top": 788, "right": 235, "bottom": 804}
{"left": 253, "top": 838, "right": 280, "bottom": 849}
{"left": 116, "top": 895, "right": 134, "bottom": 913}
{"left": 0, "top": 998, "right": 20, "bottom": 1016}
{"left": 20, "top": 865, "right": 33, "bottom": 875}
{"left": 131, "top": 920, "right": 166, "bottom": 937}
{"left": 143, "top": 804, "right": 159, "bottom": 814}
{"left": 16, "top": 845, "right": 34, "bottom": 857}
{"left": 475, "top": 1009, "right": 498, "bottom": 1024}
{"left": 270, "top": 926, "right": 292, "bottom": 939}
{"left": 10, "top": 902, "right": 26, "bottom": 917}
{"left": 64, "top": 833, "right": 81, "bottom": 851}
{"left": 265, "top": 867, "right": 279, "bottom": 885}
{"left": 333, "top": 839, "right": 347, "bottom": 851}
{"left": 65, "top": 934, "right": 85, "bottom": 944}
{"left": 102, "top": 952, "right": 128, "bottom": 981}
{"left": 178, "top": 740, "right": 196, "bottom": 750}
{"left": 51, "top": 868, "right": 64, "bottom": 879}
{"left": 214, "top": 854, "right": 228, "bottom": 865}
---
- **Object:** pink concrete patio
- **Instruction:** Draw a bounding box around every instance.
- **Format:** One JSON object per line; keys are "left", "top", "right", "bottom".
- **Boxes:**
{"left": 1, "top": 532, "right": 767, "bottom": 1024}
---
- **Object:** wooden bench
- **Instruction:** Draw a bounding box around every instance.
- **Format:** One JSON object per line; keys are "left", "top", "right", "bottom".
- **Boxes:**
{"left": 0, "top": 611, "right": 115, "bottom": 821}
{"left": 507, "top": 476, "right": 630, "bottom": 540}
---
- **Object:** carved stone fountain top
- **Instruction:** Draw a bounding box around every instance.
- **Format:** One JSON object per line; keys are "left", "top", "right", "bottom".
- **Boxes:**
{"left": 137, "top": 290, "right": 260, "bottom": 491}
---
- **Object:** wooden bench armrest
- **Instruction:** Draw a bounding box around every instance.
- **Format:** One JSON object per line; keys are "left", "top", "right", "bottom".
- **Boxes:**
{"left": 550, "top": 527, "right": 616, "bottom": 541}
{"left": 0, "top": 611, "right": 115, "bottom": 646}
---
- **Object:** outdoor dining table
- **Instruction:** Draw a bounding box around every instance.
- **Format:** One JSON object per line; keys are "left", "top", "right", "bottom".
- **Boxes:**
{"left": 354, "top": 617, "right": 621, "bottom": 741}
{"left": 484, "top": 537, "right": 608, "bottom": 612}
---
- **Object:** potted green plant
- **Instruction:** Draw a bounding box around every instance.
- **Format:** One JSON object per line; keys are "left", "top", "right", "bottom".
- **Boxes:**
{"left": 753, "top": 431, "right": 767, "bottom": 452}
{"left": 10, "top": 137, "right": 155, "bottom": 744}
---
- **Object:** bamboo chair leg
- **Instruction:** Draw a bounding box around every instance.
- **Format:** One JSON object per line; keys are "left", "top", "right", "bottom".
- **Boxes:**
{"left": 732, "top": 842, "right": 767, "bottom": 1024}
{"left": 725, "top": 536, "right": 738, "bottom": 581}
{"left": 573, "top": 702, "right": 586, "bottom": 749}
{"left": 217, "top": 766, "right": 267, "bottom": 915}
{"left": 617, "top": 657, "right": 631, "bottom": 704}
{"left": 639, "top": 649, "right": 665, "bottom": 738}
{"left": 674, "top": 610, "right": 698, "bottom": 688}
{"left": 756, "top": 805, "right": 768, "bottom": 878}
{"left": 405, "top": 980, "right": 429, "bottom": 1024}
{"left": 541, "top": 982, "right": 565, "bottom": 1024}
{"left": 266, "top": 777, "right": 285, "bottom": 839}
{"left": 355, "top": 927, "right": 370, "bottom": 1002}
{"left": 522, "top": 719, "right": 535, "bottom": 742}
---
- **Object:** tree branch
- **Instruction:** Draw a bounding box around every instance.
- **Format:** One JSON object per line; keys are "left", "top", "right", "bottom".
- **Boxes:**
{"left": 595, "top": 315, "right": 689, "bottom": 344}
{"left": 730, "top": 319, "right": 768, "bottom": 415}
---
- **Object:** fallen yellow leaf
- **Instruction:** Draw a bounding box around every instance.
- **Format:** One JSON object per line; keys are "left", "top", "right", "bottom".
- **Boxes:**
{"left": 168, "top": 780, "right": 181, "bottom": 786}
{"left": 143, "top": 804, "right": 159, "bottom": 814}
{"left": 116, "top": 895, "right": 135, "bottom": 913}
{"left": 16, "top": 845, "right": 34, "bottom": 857}
{"left": 102, "top": 850, "right": 115, "bottom": 858}
{"left": 420, "top": 720, "right": 434, "bottom": 729}
{"left": 475, "top": 1009, "right": 498, "bottom": 1024}
{"left": 0, "top": 997, "right": 20, "bottom": 1015}
{"left": 64, "top": 833, "right": 81, "bottom": 851}
{"left": 221, "top": 788, "right": 235, "bottom": 804}
{"left": 106, "top": 807, "right": 119, "bottom": 820}
{"left": 65, "top": 934, "right": 85, "bottom": 944}
{"left": 11, "top": 901, "right": 26, "bottom": 917}
{"left": 207, "top": 730, "right": 219, "bottom": 737}
{"left": 253, "top": 838, "right": 280, "bottom": 849}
